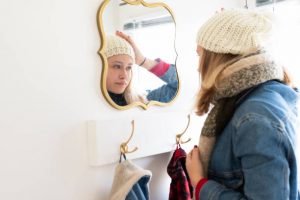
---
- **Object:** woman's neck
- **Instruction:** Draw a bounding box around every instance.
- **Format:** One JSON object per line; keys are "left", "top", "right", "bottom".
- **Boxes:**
{"left": 108, "top": 91, "right": 127, "bottom": 106}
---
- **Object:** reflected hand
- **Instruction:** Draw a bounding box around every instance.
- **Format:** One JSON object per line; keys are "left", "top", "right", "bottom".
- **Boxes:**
{"left": 115, "top": 31, "right": 145, "bottom": 65}
{"left": 186, "top": 145, "right": 205, "bottom": 187}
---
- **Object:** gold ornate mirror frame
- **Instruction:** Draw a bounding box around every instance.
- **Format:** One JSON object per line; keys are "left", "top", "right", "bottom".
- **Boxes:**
{"left": 97, "top": 0, "right": 179, "bottom": 110}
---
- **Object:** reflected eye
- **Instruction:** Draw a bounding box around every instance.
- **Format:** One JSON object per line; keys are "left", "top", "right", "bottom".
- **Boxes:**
{"left": 112, "top": 64, "right": 121, "bottom": 69}
{"left": 126, "top": 66, "right": 132, "bottom": 71}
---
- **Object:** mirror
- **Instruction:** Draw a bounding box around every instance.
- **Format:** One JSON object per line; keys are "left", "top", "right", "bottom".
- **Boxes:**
{"left": 97, "top": 0, "right": 179, "bottom": 110}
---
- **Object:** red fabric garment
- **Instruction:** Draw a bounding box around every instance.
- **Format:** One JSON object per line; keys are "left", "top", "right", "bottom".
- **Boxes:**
{"left": 149, "top": 58, "right": 171, "bottom": 77}
{"left": 167, "top": 146, "right": 193, "bottom": 200}
{"left": 195, "top": 178, "right": 208, "bottom": 199}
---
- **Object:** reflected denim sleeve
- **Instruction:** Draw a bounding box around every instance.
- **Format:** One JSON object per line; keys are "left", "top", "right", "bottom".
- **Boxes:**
{"left": 199, "top": 114, "right": 291, "bottom": 200}
{"left": 158, "top": 64, "right": 178, "bottom": 83}
{"left": 147, "top": 64, "right": 178, "bottom": 103}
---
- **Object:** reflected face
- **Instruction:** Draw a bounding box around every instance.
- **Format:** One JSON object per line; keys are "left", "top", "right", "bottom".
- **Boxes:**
{"left": 106, "top": 54, "right": 133, "bottom": 94}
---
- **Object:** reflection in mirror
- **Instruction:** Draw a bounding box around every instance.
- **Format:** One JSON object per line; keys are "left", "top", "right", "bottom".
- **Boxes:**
{"left": 98, "top": 0, "right": 179, "bottom": 110}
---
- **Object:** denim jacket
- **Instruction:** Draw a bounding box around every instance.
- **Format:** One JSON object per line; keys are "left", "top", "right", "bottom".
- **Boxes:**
{"left": 147, "top": 63, "right": 178, "bottom": 103}
{"left": 200, "top": 81, "right": 299, "bottom": 200}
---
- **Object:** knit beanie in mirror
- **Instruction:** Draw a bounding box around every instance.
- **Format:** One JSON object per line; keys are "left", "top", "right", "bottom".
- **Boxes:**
{"left": 104, "top": 35, "right": 135, "bottom": 61}
{"left": 196, "top": 9, "right": 275, "bottom": 54}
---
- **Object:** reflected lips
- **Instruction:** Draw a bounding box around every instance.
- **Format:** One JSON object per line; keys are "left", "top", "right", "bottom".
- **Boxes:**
{"left": 116, "top": 82, "right": 127, "bottom": 87}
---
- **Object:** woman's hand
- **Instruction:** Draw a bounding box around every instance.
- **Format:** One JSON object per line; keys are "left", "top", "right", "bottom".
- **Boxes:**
{"left": 115, "top": 31, "right": 145, "bottom": 65}
{"left": 115, "top": 31, "right": 158, "bottom": 70}
{"left": 186, "top": 146, "right": 205, "bottom": 187}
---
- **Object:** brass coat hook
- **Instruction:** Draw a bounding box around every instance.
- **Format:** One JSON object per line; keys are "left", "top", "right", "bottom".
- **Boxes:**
{"left": 120, "top": 120, "right": 138, "bottom": 155}
{"left": 176, "top": 114, "right": 191, "bottom": 145}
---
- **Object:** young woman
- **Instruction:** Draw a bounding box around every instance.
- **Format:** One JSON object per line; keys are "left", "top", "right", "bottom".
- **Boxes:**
{"left": 104, "top": 33, "right": 178, "bottom": 106}
{"left": 186, "top": 9, "right": 299, "bottom": 199}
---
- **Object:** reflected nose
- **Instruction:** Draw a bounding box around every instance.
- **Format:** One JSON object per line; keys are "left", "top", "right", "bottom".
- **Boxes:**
{"left": 119, "top": 68, "right": 128, "bottom": 79}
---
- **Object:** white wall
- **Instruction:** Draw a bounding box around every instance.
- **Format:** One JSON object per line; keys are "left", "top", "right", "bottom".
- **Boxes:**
{"left": 6, "top": 0, "right": 296, "bottom": 200}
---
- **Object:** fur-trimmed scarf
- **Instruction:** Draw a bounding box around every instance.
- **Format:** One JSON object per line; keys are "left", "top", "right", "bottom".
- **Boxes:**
{"left": 198, "top": 51, "right": 284, "bottom": 176}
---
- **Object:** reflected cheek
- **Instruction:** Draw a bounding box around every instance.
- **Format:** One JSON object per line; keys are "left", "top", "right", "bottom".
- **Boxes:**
{"left": 106, "top": 73, "right": 128, "bottom": 94}
{"left": 106, "top": 74, "right": 114, "bottom": 92}
{"left": 106, "top": 71, "right": 116, "bottom": 90}
{"left": 127, "top": 73, "right": 132, "bottom": 82}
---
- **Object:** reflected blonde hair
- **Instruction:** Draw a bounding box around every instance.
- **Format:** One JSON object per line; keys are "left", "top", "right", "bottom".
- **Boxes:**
{"left": 195, "top": 48, "right": 294, "bottom": 116}
{"left": 123, "top": 68, "right": 148, "bottom": 105}
{"left": 124, "top": 80, "right": 148, "bottom": 105}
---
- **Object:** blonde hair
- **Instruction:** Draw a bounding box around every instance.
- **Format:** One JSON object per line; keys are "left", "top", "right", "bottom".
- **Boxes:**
{"left": 123, "top": 69, "right": 148, "bottom": 105}
{"left": 123, "top": 81, "right": 148, "bottom": 105}
{"left": 195, "top": 49, "right": 294, "bottom": 116}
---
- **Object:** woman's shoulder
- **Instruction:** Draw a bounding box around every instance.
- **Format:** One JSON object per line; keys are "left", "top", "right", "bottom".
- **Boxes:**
{"left": 232, "top": 80, "right": 298, "bottom": 126}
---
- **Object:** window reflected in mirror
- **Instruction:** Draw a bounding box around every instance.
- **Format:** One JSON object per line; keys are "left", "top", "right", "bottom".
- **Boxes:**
{"left": 98, "top": 0, "right": 179, "bottom": 110}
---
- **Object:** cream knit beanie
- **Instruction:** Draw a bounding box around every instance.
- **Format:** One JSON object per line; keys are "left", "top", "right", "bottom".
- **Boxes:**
{"left": 104, "top": 35, "right": 135, "bottom": 61}
{"left": 196, "top": 9, "right": 274, "bottom": 54}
